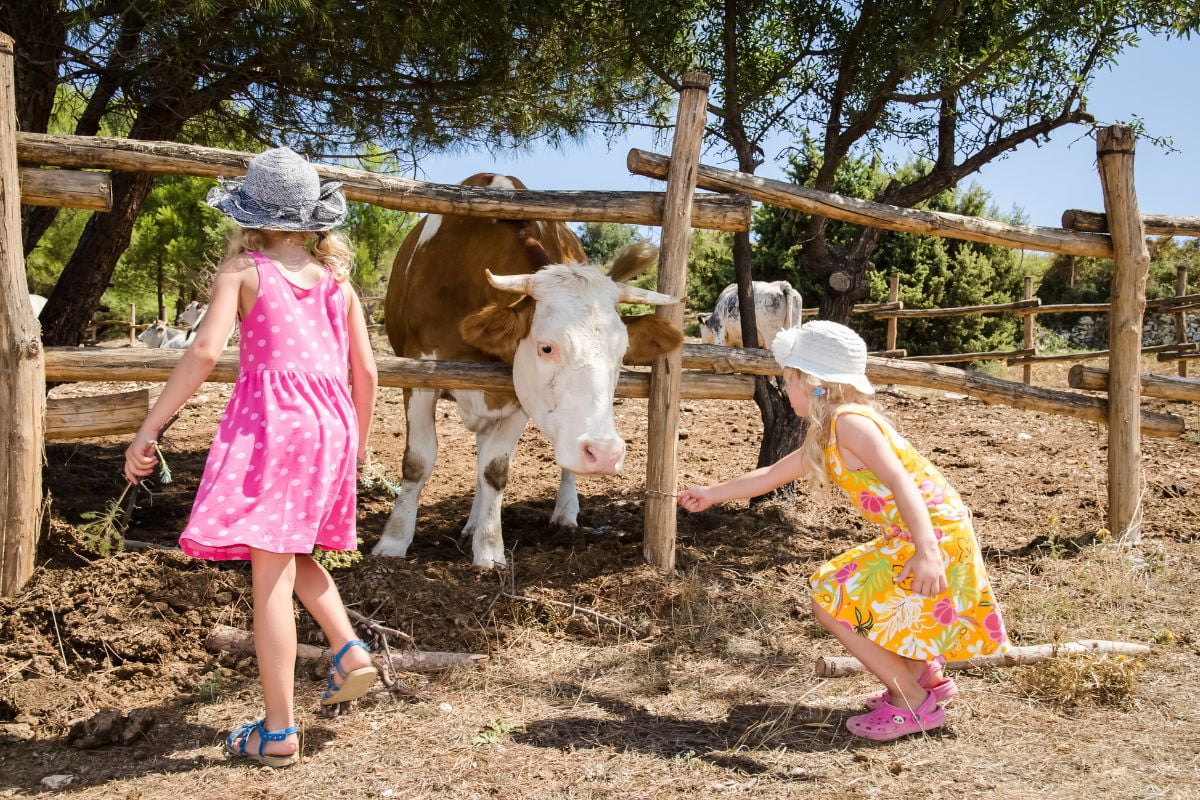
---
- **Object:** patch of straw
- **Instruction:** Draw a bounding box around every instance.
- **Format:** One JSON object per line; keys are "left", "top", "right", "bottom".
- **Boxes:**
{"left": 1015, "top": 654, "right": 1143, "bottom": 709}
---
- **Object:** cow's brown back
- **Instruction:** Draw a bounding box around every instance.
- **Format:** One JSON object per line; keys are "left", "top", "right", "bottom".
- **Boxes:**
{"left": 384, "top": 173, "right": 586, "bottom": 363}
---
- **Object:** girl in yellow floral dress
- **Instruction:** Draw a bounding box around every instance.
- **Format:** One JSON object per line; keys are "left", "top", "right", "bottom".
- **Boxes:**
{"left": 679, "top": 320, "right": 1008, "bottom": 741}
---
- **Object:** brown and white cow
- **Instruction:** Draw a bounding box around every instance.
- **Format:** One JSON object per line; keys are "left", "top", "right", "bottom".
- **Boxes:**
{"left": 372, "top": 173, "right": 683, "bottom": 568}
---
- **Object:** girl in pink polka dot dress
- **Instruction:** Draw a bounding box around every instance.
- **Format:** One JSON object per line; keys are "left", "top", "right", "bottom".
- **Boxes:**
{"left": 123, "top": 147, "right": 380, "bottom": 767}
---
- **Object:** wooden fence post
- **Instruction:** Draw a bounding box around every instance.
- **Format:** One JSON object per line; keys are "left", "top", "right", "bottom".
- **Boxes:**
{"left": 886, "top": 273, "right": 900, "bottom": 352}
{"left": 1022, "top": 276, "right": 1035, "bottom": 385}
{"left": 1176, "top": 265, "right": 1189, "bottom": 378}
{"left": 644, "top": 72, "right": 710, "bottom": 573}
{"left": 128, "top": 302, "right": 136, "bottom": 346}
{"left": 0, "top": 34, "right": 46, "bottom": 597}
{"left": 1097, "top": 125, "right": 1150, "bottom": 545}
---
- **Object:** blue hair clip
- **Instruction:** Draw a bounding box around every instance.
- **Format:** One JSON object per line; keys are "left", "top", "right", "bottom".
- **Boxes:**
{"left": 812, "top": 386, "right": 826, "bottom": 398}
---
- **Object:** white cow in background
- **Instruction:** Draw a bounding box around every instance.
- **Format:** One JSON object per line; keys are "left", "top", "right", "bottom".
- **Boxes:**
{"left": 698, "top": 280, "right": 802, "bottom": 348}
{"left": 177, "top": 301, "right": 207, "bottom": 328}
{"left": 138, "top": 320, "right": 195, "bottom": 349}
{"left": 29, "top": 294, "right": 47, "bottom": 318}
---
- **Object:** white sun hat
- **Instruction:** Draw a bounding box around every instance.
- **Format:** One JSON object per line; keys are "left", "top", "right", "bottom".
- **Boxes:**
{"left": 771, "top": 320, "right": 875, "bottom": 395}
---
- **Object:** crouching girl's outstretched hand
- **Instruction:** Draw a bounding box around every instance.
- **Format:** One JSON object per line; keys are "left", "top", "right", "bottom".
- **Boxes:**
{"left": 678, "top": 486, "right": 718, "bottom": 513}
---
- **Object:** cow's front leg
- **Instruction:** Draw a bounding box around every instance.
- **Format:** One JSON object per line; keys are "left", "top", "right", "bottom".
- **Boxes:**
{"left": 550, "top": 469, "right": 579, "bottom": 528}
{"left": 374, "top": 389, "right": 437, "bottom": 557}
{"left": 470, "top": 411, "right": 527, "bottom": 568}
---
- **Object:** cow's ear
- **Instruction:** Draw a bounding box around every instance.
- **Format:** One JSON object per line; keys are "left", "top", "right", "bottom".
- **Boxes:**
{"left": 461, "top": 296, "right": 535, "bottom": 363}
{"left": 622, "top": 314, "right": 683, "bottom": 365}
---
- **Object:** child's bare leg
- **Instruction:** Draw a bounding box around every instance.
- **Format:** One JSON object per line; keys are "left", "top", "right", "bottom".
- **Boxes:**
{"left": 294, "top": 555, "right": 373, "bottom": 678}
{"left": 248, "top": 549, "right": 300, "bottom": 756}
{"left": 811, "top": 601, "right": 928, "bottom": 710}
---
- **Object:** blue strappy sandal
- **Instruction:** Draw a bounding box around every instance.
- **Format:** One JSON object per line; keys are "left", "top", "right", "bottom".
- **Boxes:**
{"left": 225, "top": 718, "right": 300, "bottom": 768}
{"left": 320, "top": 639, "right": 378, "bottom": 706}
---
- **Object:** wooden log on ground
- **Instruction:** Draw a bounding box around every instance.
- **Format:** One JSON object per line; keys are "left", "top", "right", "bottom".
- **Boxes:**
{"left": 628, "top": 148, "right": 1113, "bottom": 258}
{"left": 644, "top": 73, "right": 710, "bottom": 573}
{"left": 18, "top": 167, "right": 111, "bottom": 211}
{"left": 45, "top": 386, "right": 163, "bottom": 440}
{"left": 0, "top": 34, "right": 45, "bottom": 598}
{"left": 1062, "top": 208, "right": 1200, "bottom": 237}
{"left": 205, "top": 624, "right": 487, "bottom": 673}
{"left": 905, "top": 348, "right": 1035, "bottom": 364}
{"left": 42, "top": 346, "right": 1187, "bottom": 436}
{"left": 815, "top": 640, "right": 1151, "bottom": 678}
{"left": 18, "top": 133, "right": 750, "bottom": 232}
{"left": 1007, "top": 342, "right": 1198, "bottom": 365}
{"left": 1068, "top": 365, "right": 1200, "bottom": 402}
{"left": 873, "top": 298, "right": 1040, "bottom": 319}
{"left": 1098, "top": 125, "right": 1150, "bottom": 544}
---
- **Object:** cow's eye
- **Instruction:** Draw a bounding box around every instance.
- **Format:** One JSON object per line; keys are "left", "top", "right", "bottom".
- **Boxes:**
{"left": 538, "top": 342, "right": 555, "bottom": 358}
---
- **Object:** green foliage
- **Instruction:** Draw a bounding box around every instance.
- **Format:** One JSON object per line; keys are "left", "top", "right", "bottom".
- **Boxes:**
{"left": 578, "top": 222, "right": 646, "bottom": 266}
{"left": 473, "top": 717, "right": 524, "bottom": 746}
{"left": 197, "top": 668, "right": 225, "bottom": 703}
{"left": 1036, "top": 239, "right": 1200, "bottom": 344}
{"left": 684, "top": 230, "right": 736, "bottom": 314}
{"left": 754, "top": 152, "right": 1031, "bottom": 356}
{"left": 312, "top": 545, "right": 363, "bottom": 571}
{"left": 77, "top": 484, "right": 134, "bottom": 558}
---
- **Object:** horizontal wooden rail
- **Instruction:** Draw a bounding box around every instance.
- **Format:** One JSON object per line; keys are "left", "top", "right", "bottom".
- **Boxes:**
{"left": 42, "top": 348, "right": 758, "bottom": 400}
{"left": 1062, "top": 209, "right": 1200, "bottom": 237}
{"left": 1068, "top": 365, "right": 1200, "bottom": 402}
{"left": 1158, "top": 351, "right": 1200, "bottom": 363}
{"left": 800, "top": 301, "right": 903, "bottom": 317}
{"left": 628, "top": 148, "right": 1113, "bottom": 258}
{"left": 38, "top": 346, "right": 1186, "bottom": 437}
{"left": 874, "top": 298, "right": 1040, "bottom": 320}
{"left": 905, "top": 348, "right": 1035, "bottom": 364}
{"left": 18, "top": 166, "right": 110, "bottom": 211}
{"left": 17, "top": 133, "right": 751, "bottom": 232}
{"left": 677, "top": 344, "right": 1181, "bottom": 436}
{"left": 45, "top": 386, "right": 161, "bottom": 439}
{"left": 1008, "top": 342, "right": 1200, "bottom": 366}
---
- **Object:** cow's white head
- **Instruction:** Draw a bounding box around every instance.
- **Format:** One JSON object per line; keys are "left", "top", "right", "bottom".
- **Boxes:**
{"left": 461, "top": 244, "right": 682, "bottom": 475}
{"left": 137, "top": 320, "right": 169, "bottom": 348}
{"left": 178, "top": 301, "right": 207, "bottom": 328}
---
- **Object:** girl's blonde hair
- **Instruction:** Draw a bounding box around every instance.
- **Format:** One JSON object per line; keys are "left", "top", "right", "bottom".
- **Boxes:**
{"left": 786, "top": 366, "right": 877, "bottom": 493}
{"left": 225, "top": 228, "right": 353, "bottom": 283}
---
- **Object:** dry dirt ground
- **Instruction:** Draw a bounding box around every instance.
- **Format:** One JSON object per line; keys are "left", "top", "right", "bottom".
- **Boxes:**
{"left": 2, "top": 354, "right": 1199, "bottom": 799}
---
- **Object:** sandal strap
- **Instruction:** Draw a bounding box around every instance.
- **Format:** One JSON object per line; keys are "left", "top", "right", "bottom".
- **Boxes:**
{"left": 226, "top": 720, "right": 261, "bottom": 756}
{"left": 330, "top": 639, "right": 370, "bottom": 680}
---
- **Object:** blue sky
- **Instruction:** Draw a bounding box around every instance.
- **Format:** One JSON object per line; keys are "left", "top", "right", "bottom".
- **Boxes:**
{"left": 412, "top": 33, "right": 1198, "bottom": 230}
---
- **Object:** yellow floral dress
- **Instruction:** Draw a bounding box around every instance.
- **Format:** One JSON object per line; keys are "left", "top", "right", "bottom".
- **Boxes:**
{"left": 810, "top": 404, "right": 1009, "bottom": 662}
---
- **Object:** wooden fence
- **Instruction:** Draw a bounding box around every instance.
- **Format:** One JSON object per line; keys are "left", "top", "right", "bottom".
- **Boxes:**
{"left": 796, "top": 265, "right": 1197, "bottom": 379}
{"left": 4, "top": 27, "right": 1200, "bottom": 592}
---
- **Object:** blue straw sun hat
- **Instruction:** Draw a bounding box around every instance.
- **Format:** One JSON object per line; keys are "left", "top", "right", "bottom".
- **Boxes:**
{"left": 206, "top": 147, "right": 346, "bottom": 231}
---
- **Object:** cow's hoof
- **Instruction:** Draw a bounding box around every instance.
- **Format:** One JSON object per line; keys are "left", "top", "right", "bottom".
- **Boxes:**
{"left": 472, "top": 552, "right": 507, "bottom": 570}
{"left": 549, "top": 512, "right": 578, "bottom": 529}
{"left": 371, "top": 539, "right": 411, "bottom": 558}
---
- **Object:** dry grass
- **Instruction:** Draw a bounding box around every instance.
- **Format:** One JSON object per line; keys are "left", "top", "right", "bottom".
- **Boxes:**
{"left": 1015, "top": 655, "right": 1143, "bottom": 709}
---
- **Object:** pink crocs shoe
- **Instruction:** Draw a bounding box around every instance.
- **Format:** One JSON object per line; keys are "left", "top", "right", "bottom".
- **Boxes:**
{"left": 863, "top": 659, "right": 957, "bottom": 710}
{"left": 846, "top": 690, "right": 946, "bottom": 741}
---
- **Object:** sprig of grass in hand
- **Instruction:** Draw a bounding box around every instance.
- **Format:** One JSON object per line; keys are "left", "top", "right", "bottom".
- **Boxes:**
{"left": 79, "top": 442, "right": 173, "bottom": 557}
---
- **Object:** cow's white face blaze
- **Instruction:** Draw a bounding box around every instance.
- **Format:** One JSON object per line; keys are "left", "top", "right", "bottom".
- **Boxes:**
{"left": 484, "top": 264, "right": 678, "bottom": 475}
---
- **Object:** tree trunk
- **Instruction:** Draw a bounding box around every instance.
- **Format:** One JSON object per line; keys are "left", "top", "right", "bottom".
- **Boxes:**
{"left": 39, "top": 169, "right": 157, "bottom": 345}
{"left": 156, "top": 260, "right": 166, "bottom": 322}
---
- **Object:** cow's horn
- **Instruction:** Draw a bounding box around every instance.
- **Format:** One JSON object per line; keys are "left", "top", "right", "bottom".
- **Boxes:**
{"left": 617, "top": 284, "right": 681, "bottom": 306}
{"left": 485, "top": 269, "right": 535, "bottom": 295}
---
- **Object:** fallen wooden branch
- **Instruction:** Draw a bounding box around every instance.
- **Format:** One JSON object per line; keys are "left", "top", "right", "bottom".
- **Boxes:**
{"left": 346, "top": 607, "right": 414, "bottom": 642}
{"left": 815, "top": 639, "right": 1151, "bottom": 678}
{"left": 205, "top": 624, "right": 487, "bottom": 672}
{"left": 500, "top": 593, "right": 642, "bottom": 639}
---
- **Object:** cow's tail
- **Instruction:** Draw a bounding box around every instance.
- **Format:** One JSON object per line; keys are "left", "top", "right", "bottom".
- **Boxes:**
{"left": 608, "top": 241, "right": 658, "bottom": 283}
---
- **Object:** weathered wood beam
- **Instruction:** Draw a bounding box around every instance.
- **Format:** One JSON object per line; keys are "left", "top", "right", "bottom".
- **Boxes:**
{"left": 628, "top": 148, "right": 1113, "bottom": 258}
{"left": 905, "top": 348, "right": 1035, "bottom": 364}
{"left": 1068, "top": 365, "right": 1200, "bottom": 403}
{"left": 1007, "top": 342, "right": 1199, "bottom": 366}
{"left": 1062, "top": 208, "right": 1200, "bottom": 237}
{"left": 0, "top": 34, "right": 44, "bottom": 598}
{"left": 18, "top": 167, "right": 111, "bottom": 211}
{"left": 40, "top": 345, "right": 1187, "bottom": 437}
{"left": 45, "top": 386, "right": 162, "bottom": 440}
{"left": 17, "top": 133, "right": 751, "bottom": 232}
{"left": 873, "top": 298, "right": 1040, "bottom": 319}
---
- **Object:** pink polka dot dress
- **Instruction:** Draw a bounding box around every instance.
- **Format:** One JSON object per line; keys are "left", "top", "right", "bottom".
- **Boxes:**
{"left": 180, "top": 251, "right": 357, "bottom": 561}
